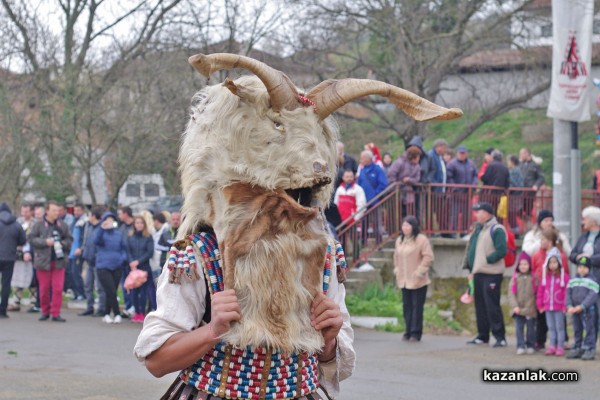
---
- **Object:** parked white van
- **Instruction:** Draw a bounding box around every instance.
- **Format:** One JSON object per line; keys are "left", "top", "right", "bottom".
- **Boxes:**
{"left": 118, "top": 174, "right": 167, "bottom": 213}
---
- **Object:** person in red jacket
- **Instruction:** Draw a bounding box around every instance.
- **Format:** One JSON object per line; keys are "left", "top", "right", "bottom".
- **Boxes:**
{"left": 334, "top": 170, "right": 367, "bottom": 225}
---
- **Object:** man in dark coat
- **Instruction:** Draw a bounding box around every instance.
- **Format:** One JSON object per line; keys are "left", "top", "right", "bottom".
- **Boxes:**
{"left": 519, "top": 147, "right": 545, "bottom": 220}
{"left": 335, "top": 142, "right": 359, "bottom": 188}
{"left": 481, "top": 150, "right": 510, "bottom": 213}
{"left": 447, "top": 146, "right": 478, "bottom": 233}
{"left": 0, "top": 203, "right": 27, "bottom": 318}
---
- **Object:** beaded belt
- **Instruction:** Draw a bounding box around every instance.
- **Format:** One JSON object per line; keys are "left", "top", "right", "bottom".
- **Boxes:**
{"left": 181, "top": 342, "right": 319, "bottom": 400}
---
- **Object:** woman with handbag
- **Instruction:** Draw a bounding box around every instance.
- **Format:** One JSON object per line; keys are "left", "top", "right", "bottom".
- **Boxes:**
{"left": 126, "top": 216, "right": 155, "bottom": 323}
{"left": 393, "top": 216, "right": 434, "bottom": 342}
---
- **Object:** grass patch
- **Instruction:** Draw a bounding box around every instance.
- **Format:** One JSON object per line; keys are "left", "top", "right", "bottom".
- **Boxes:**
{"left": 347, "top": 283, "right": 463, "bottom": 334}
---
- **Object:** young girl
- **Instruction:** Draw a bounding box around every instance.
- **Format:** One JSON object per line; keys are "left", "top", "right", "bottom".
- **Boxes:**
{"left": 536, "top": 247, "right": 570, "bottom": 356}
{"left": 531, "top": 228, "right": 569, "bottom": 350}
{"left": 126, "top": 216, "right": 155, "bottom": 323}
{"left": 508, "top": 252, "right": 537, "bottom": 355}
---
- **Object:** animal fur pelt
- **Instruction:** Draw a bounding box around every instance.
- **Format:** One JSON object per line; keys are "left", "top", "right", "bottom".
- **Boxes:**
{"left": 219, "top": 182, "right": 328, "bottom": 354}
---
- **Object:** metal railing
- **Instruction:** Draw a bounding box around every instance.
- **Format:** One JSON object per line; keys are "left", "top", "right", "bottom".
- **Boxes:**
{"left": 336, "top": 183, "right": 600, "bottom": 268}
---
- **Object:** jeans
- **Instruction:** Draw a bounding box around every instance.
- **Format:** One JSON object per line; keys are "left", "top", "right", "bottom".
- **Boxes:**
{"left": 473, "top": 273, "right": 505, "bottom": 342}
{"left": 37, "top": 262, "right": 65, "bottom": 317}
{"left": 401, "top": 285, "right": 428, "bottom": 340}
{"left": 0, "top": 261, "right": 15, "bottom": 315}
{"left": 120, "top": 267, "right": 133, "bottom": 310}
{"left": 514, "top": 315, "right": 536, "bottom": 349}
{"left": 84, "top": 263, "right": 105, "bottom": 313}
{"left": 68, "top": 257, "right": 86, "bottom": 299}
{"left": 132, "top": 265, "right": 156, "bottom": 314}
{"left": 97, "top": 268, "right": 123, "bottom": 317}
{"left": 545, "top": 310, "right": 566, "bottom": 348}
{"left": 572, "top": 307, "right": 597, "bottom": 351}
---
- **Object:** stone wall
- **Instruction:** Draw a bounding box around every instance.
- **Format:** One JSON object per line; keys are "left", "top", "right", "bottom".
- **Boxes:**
{"left": 347, "top": 238, "right": 517, "bottom": 333}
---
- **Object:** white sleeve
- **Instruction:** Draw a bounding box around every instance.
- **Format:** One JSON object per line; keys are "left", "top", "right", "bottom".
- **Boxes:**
{"left": 133, "top": 260, "right": 207, "bottom": 362}
{"left": 522, "top": 231, "right": 539, "bottom": 257}
{"left": 333, "top": 187, "right": 341, "bottom": 207}
{"left": 318, "top": 257, "right": 356, "bottom": 398}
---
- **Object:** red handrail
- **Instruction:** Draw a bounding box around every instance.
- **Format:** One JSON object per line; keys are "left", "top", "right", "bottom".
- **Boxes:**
{"left": 336, "top": 183, "right": 599, "bottom": 268}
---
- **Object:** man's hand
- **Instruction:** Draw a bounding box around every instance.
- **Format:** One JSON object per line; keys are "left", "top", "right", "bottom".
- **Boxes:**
{"left": 570, "top": 306, "right": 583, "bottom": 314}
{"left": 129, "top": 260, "right": 140, "bottom": 270}
{"left": 513, "top": 307, "right": 520, "bottom": 315}
{"left": 311, "top": 292, "right": 342, "bottom": 361}
{"left": 74, "top": 248, "right": 82, "bottom": 257}
{"left": 23, "top": 253, "right": 32, "bottom": 262}
{"left": 209, "top": 289, "right": 241, "bottom": 338}
{"left": 46, "top": 238, "right": 54, "bottom": 247}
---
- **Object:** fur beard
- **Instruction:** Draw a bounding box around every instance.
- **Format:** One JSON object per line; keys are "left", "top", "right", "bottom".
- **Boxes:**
{"left": 219, "top": 183, "right": 328, "bottom": 354}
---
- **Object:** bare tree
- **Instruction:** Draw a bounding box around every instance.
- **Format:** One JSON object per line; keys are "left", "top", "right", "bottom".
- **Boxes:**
{"left": 0, "top": 0, "right": 299, "bottom": 204}
{"left": 0, "top": 73, "right": 44, "bottom": 206}
{"left": 287, "top": 0, "right": 552, "bottom": 146}
{"left": 0, "top": 0, "right": 186, "bottom": 203}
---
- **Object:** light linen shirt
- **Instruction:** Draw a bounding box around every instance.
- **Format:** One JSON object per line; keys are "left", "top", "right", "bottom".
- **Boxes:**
{"left": 134, "top": 244, "right": 356, "bottom": 399}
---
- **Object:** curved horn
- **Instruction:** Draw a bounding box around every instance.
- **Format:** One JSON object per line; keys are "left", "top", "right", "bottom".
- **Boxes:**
{"left": 307, "top": 79, "right": 463, "bottom": 121}
{"left": 188, "top": 53, "right": 299, "bottom": 112}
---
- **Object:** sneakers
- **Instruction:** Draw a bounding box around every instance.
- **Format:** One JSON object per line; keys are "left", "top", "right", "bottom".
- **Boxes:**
{"left": 7, "top": 303, "right": 20, "bottom": 312}
{"left": 113, "top": 315, "right": 122, "bottom": 324}
{"left": 39, "top": 314, "right": 50, "bottom": 321}
{"left": 52, "top": 316, "right": 66, "bottom": 322}
{"left": 27, "top": 306, "right": 40, "bottom": 313}
{"left": 78, "top": 310, "right": 94, "bottom": 316}
{"left": 526, "top": 347, "right": 535, "bottom": 355}
{"left": 516, "top": 347, "right": 525, "bottom": 355}
{"left": 567, "top": 348, "right": 585, "bottom": 359}
{"left": 102, "top": 315, "right": 114, "bottom": 324}
{"left": 467, "top": 337, "right": 488, "bottom": 345}
{"left": 131, "top": 313, "right": 145, "bottom": 323}
{"left": 555, "top": 347, "right": 565, "bottom": 357}
{"left": 493, "top": 339, "right": 507, "bottom": 348}
{"left": 544, "top": 346, "right": 556, "bottom": 355}
{"left": 581, "top": 349, "right": 596, "bottom": 361}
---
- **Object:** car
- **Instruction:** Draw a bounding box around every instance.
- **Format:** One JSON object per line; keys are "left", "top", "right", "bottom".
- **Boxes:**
{"left": 150, "top": 195, "right": 183, "bottom": 214}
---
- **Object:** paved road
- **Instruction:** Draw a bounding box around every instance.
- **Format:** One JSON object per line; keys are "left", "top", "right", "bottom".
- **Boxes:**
{"left": 1, "top": 308, "right": 598, "bottom": 399}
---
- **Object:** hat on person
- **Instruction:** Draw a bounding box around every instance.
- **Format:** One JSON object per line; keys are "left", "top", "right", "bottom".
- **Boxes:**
{"left": 457, "top": 145, "right": 467, "bottom": 153}
{"left": 100, "top": 211, "right": 117, "bottom": 223}
{"left": 472, "top": 201, "right": 494, "bottom": 215}
{"left": 511, "top": 252, "right": 535, "bottom": 295}
{"left": 577, "top": 256, "right": 592, "bottom": 269}
{"left": 485, "top": 147, "right": 495, "bottom": 155}
{"left": 536, "top": 209, "right": 554, "bottom": 226}
{"left": 542, "top": 247, "right": 565, "bottom": 286}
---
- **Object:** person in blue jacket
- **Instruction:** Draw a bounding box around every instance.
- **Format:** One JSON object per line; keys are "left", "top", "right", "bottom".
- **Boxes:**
{"left": 126, "top": 216, "right": 155, "bottom": 323}
{"left": 94, "top": 211, "right": 128, "bottom": 324}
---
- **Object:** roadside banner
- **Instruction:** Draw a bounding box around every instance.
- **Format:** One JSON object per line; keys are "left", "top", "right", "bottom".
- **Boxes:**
{"left": 547, "top": 0, "right": 594, "bottom": 121}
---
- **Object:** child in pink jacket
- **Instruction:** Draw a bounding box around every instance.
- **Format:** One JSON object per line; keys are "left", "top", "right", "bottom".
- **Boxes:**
{"left": 536, "top": 247, "right": 570, "bottom": 356}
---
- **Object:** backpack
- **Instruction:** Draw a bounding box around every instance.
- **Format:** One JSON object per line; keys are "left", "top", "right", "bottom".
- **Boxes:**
{"left": 490, "top": 224, "right": 516, "bottom": 268}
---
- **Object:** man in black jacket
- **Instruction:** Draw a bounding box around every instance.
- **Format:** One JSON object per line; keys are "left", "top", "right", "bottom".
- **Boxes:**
{"left": 0, "top": 203, "right": 27, "bottom": 318}
{"left": 481, "top": 150, "right": 510, "bottom": 212}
